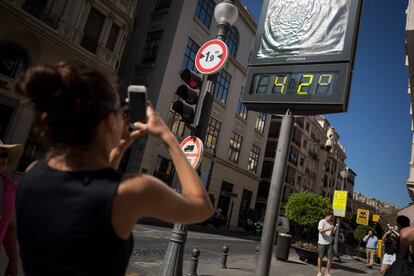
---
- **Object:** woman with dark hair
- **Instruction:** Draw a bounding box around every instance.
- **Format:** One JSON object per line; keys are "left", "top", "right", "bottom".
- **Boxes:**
{"left": 14, "top": 62, "right": 214, "bottom": 276}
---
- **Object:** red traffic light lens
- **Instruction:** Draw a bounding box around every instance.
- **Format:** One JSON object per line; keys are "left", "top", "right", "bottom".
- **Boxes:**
{"left": 181, "top": 69, "right": 202, "bottom": 89}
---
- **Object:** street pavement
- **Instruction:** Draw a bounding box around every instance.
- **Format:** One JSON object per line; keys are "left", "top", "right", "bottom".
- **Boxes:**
{"left": 127, "top": 224, "right": 380, "bottom": 275}
{"left": 0, "top": 223, "right": 381, "bottom": 275}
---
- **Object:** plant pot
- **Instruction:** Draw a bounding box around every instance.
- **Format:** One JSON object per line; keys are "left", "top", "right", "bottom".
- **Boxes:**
{"left": 291, "top": 245, "right": 318, "bottom": 265}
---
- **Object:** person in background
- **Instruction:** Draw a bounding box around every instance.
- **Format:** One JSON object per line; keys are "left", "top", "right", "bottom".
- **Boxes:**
{"left": 397, "top": 215, "right": 413, "bottom": 261}
{"left": 380, "top": 226, "right": 399, "bottom": 275}
{"left": 317, "top": 212, "right": 338, "bottom": 276}
{"left": 14, "top": 62, "right": 214, "bottom": 276}
{"left": 363, "top": 230, "right": 378, "bottom": 269}
{"left": 0, "top": 140, "right": 23, "bottom": 276}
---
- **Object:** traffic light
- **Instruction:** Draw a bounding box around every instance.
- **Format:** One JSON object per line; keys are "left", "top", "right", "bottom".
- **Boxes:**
{"left": 172, "top": 69, "right": 203, "bottom": 124}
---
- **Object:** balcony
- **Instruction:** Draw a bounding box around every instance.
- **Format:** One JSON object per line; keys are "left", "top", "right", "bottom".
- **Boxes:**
{"left": 22, "top": 0, "right": 60, "bottom": 29}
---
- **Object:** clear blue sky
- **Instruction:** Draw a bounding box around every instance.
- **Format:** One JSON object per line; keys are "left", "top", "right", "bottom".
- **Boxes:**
{"left": 242, "top": 0, "right": 412, "bottom": 208}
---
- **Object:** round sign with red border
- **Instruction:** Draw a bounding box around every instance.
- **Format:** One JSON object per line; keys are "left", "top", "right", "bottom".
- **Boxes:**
{"left": 180, "top": 136, "right": 204, "bottom": 169}
{"left": 195, "top": 39, "right": 229, "bottom": 75}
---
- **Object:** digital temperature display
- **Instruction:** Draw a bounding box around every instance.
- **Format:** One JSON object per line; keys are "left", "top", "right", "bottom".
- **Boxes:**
{"left": 242, "top": 63, "right": 351, "bottom": 115}
{"left": 252, "top": 72, "right": 337, "bottom": 96}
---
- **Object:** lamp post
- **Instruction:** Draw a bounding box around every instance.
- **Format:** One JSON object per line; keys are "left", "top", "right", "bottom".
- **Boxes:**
{"left": 159, "top": 2, "right": 238, "bottom": 276}
{"left": 333, "top": 167, "right": 349, "bottom": 257}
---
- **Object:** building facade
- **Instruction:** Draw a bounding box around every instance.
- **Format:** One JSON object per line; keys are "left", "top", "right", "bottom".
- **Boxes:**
{"left": 0, "top": 0, "right": 137, "bottom": 176}
{"left": 255, "top": 115, "right": 356, "bottom": 221}
{"left": 118, "top": 0, "right": 270, "bottom": 227}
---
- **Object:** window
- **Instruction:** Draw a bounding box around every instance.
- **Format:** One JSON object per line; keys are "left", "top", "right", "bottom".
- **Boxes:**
{"left": 228, "top": 132, "right": 242, "bottom": 163}
{"left": 181, "top": 38, "right": 199, "bottom": 72}
{"left": 155, "top": 0, "right": 171, "bottom": 10}
{"left": 255, "top": 113, "right": 266, "bottom": 133}
{"left": 23, "top": 0, "right": 61, "bottom": 29}
{"left": 81, "top": 7, "right": 105, "bottom": 53}
{"left": 205, "top": 117, "right": 221, "bottom": 153}
{"left": 153, "top": 156, "right": 175, "bottom": 186}
{"left": 248, "top": 145, "right": 261, "bottom": 173}
{"left": 170, "top": 111, "right": 186, "bottom": 137}
{"left": 264, "top": 141, "right": 277, "bottom": 158}
{"left": 292, "top": 127, "right": 302, "bottom": 147}
{"left": 269, "top": 121, "right": 281, "bottom": 138}
{"left": 288, "top": 146, "right": 299, "bottom": 166}
{"left": 195, "top": 0, "right": 215, "bottom": 29}
{"left": 261, "top": 161, "right": 273, "bottom": 179}
{"left": 236, "top": 89, "right": 248, "bottom": 120}
{"left": 141, "top": 30, "right": 163, "bottom": 64}
{"left": 226, "top": 27, "right": 239, "bottom": 57}
{"left": 285, "top": 166, "right": 295, "bottom": 185}
{"left": 106, "top": 23, "right": 120, "bottom": 51}
{"left": 214, "top": 69, "right": 232, "bottom": 104}
{"left": 0, "top": 43, "right": 29, "bottom": 79}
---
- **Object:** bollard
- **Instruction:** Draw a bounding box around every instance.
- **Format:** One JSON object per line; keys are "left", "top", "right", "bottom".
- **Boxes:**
{"left": 221, "top": 244, "right": 230, "bottom": 269}
{"left": 255, "top": 243, "right": 260, "bottom": 263}
{"left": 188, "top": 247, "right": 200, "bottom": 276}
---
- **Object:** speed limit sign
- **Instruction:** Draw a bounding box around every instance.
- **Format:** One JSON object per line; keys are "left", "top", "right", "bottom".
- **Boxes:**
{"left": 195, "top": 39, "right": 229, "bottom": 75}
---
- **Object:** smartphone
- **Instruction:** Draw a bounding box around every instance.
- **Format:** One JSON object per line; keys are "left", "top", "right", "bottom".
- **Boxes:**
{"left": 127, "top": 85, "right": 147, "bottom": 128}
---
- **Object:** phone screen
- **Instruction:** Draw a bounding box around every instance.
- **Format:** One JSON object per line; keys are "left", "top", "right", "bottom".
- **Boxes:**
{"left": 128, "top": 91, "right": 147, "bottom": 125}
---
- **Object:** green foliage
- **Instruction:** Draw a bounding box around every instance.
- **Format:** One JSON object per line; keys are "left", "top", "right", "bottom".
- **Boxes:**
{"left": 354, "top": 225, "right": 373, "bottom": 242}
{"left": 285, "top": 191, "right": 331, "bottom": 228}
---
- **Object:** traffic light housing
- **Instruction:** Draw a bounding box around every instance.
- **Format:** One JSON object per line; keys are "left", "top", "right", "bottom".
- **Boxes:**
{"left": 172, "top": 69, "right": 203, "bottom": 124}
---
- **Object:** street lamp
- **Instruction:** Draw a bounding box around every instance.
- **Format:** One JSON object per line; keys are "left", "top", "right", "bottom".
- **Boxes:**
{"left": 214, "top": 0, "right": 239, "bottom": 40}
{"left": 333, "top": 167, "right": 349, "bottom": 258}
{"left": 160, "top": 2, "right": 238, "bottom": 276}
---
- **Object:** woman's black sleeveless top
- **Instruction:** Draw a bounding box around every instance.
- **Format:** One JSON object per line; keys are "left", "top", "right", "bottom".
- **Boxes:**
{"left": 16, "top": 161, "right": 133, "bottom": 276}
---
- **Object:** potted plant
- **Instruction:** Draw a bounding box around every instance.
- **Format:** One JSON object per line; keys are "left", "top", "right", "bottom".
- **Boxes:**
{"left": 286, "top": 191, "right": 331, "bottom": 264}
{"left": 291, "top": 240, "right": 319, "bottom": 264}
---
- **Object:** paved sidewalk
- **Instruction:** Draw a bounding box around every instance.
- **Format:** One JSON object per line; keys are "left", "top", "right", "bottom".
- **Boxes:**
{"left": 128, "top": 249, "right": 381, "bottom": 276}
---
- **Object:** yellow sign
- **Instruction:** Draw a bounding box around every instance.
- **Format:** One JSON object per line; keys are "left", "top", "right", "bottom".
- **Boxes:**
{"left": 373, "top": 214, "right": 380, "bottom": 222}
{"left": 357, "top": 209, "right": 369, "bottom": 225}
{"left": 332, "top": 190, "right": 348, "bottom": 217}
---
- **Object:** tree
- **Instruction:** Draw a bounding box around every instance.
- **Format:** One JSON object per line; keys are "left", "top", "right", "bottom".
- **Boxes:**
{"left": 285, "top": 191, "right": 331, "bottom": 239}
{"left": 354, "top": 225, "right": 373, "bottom": 242}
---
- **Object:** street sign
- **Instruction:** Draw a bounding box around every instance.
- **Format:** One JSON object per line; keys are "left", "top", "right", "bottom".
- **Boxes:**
{"left": 332, "top": 190, "right": 348, "bottom": 218}
{"left": 356, "top": 209, "right": 369, "bottom": 225}
{"left": 242, "top": 0, "right": 363, "bottom": 115}
{"left": 180, "top": 136, "right": 203, "bottom": 169}
{"left": 195, "top": 39, "right": 229, "bottom": 75}
{"left": 372, "top": 214, "right": 380, "bottom": 222}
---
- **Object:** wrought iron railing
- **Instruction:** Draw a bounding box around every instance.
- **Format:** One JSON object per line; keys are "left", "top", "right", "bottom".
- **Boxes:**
{"left": 22, "top": 0, "right": 60, "bottom": 29}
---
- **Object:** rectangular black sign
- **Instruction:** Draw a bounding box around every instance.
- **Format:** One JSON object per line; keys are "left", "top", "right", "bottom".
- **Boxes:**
{"left": 242, "top": 0, "right": 362, "bottom": 115}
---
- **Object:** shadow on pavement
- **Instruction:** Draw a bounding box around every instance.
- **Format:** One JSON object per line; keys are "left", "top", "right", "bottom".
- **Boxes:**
{"left": 277, "top": 259, "right": 307, "bottom": 266}
{"left": 331, "top": 262, "right": 368, "bottom": 274}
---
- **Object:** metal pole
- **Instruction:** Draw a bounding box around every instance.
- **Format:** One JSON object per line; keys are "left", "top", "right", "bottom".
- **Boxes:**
{"left": 255, "top": 110, "right": 293, "bottom": 276}
{"left": 159, "top": 223, "right": 187, "bottom": 276}
{"left": 333, "top": 176, "right": 345, "bottom": 257}
{"left": 160, "top": 9, "right": 233, "bottom": 275}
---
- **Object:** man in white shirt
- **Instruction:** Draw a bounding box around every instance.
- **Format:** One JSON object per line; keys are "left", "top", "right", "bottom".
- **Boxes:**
{"left": 317, "top": 212, "right": 338, "bottom": 276}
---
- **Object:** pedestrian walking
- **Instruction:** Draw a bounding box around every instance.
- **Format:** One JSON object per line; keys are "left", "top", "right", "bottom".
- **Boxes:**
{"left": 0, "top": 140, "right": 23, "bottom": 276}
{"left": 363, "top": 230, "right": 378, "bottom": 269}
{"left": 380, "top": 227, "right": 399, "bottom": 275}
{"left": 317, "top": 212, "right": 338, "bottom": 276}
{"left": 14, "top": 62, "right": 214, "bottom": 276}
